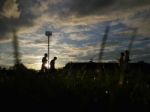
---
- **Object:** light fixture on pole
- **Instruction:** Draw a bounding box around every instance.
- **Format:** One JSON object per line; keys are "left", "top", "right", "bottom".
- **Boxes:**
{"left": 45, "top": 31, "right": 52, "bottom": 69}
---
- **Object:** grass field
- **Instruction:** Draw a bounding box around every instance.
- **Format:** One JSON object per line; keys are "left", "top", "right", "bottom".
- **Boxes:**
{"left": 0, "top": 64, "right": 150, "bottom": 112}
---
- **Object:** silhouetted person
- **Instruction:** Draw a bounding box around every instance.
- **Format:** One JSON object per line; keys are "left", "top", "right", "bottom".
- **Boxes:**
{"left": 89, "top": 59, "right": 94, "bottom": 63}
{"left": 118, "top": 52, "right": 125, "bottom": 69}
{"left": 50, "top": 57, "right": 57, "bottom": 73}
{"left": 124, "top": 50, "right": 130, "bottom": 72}
{"left": 41, "top": 53, "right": 48, "bottom": 72}
{"left": 124, "top": 50, "right": 130, "bottom": 64}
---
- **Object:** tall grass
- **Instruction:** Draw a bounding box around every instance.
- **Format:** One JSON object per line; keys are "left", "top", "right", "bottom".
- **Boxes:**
{"left": 0, "top": 66, "right": 150, "bottom": 111}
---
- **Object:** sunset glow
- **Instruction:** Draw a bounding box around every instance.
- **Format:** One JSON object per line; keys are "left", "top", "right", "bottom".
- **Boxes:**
{"left": 0, "top": 0, "right": 150, "bottom": 70}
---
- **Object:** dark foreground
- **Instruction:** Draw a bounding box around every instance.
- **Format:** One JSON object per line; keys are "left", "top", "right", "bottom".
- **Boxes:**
{"left": 0, "top": 64, "right": 150, "bottom": 112}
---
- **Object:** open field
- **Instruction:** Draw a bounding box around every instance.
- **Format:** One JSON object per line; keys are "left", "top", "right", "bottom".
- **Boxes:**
{"left": 0, "top": 63, "right": 150, "bottom": 112}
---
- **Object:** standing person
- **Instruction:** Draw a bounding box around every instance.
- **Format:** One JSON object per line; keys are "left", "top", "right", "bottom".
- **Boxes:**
{"left": 118, "top": 52, "right": 125, "bottom": 85}
{"left": 41, "top": 53, "right": 48, "bottom": 72}
{"left": 124, "top": 50, "right": 130, "bottom": 72}
{"left": 118, "top": 52, "right": 125, "bottom": 69}
{"left": 50, "top": 57, "right": 57, "bottom": 72}
{"left": 124, "top": 50, "right": 130, "bottom": 63}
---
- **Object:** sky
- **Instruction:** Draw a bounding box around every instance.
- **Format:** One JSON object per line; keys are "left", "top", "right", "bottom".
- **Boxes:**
{"left": 0, "top": 0, "right": 150, "bottom": 70}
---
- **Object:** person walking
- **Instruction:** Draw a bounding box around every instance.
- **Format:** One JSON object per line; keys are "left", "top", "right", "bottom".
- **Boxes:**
{"left": 50, "top": 57, "right": 57, "bottom": 72}
{"left": 124, "top": 50, "right": 130, "bottom": 72}
{"left": 118, "top": 52, "right": 125, "bottom": 70}
{"left": 41, "top": 53, "right": 48, "bottom": 72}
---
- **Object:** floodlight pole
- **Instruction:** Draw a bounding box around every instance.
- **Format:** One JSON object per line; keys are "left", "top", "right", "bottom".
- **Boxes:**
{"left": 45, "top": 31, "right": 52, "bottom": 69}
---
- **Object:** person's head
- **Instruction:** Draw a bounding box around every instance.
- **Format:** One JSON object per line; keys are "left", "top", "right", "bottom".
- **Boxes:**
{"left": 44, "top": 53, "right": 48, "bottom": 57}
{"left": 54, "top": 57, "right": 57, "bottom": 60}
{"left": 125, "top": 50, "right": 129, "bottom": 55}
{"left": 121, "top": 52, "right": 124, "bottom": 56}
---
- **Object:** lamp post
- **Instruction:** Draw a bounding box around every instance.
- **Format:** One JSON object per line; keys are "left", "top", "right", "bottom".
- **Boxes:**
{"left": 45, "top": 31, "right": 52, "bottom": 69}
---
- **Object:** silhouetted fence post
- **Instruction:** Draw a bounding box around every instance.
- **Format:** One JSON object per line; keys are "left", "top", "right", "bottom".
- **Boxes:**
{"left": 128, "top": 28, "right": 138, "bottom": 53}
{"left": 97, "top": 25, "right": 110, "bottom": 75}
{"left": 13, "top": 30, "right": 21, "bottom": 67}
{"left": 99, "top": 25, "right": 110, "bottom": 62}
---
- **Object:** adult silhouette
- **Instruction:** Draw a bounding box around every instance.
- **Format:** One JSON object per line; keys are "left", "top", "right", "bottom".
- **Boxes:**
{"left": 124, "top": 50, "right": 130, "bottom": 72}
{"left": 118, "top": 52, "right": 125, "bottom": 68}
{"left": 50, "top": 57, "right": 57, "bottom": 72}
{"left": 41, "top": 53, "right": 48, "bottom": 72}
{"left": 124, "top": 50, "right": 130, "bottom": 64}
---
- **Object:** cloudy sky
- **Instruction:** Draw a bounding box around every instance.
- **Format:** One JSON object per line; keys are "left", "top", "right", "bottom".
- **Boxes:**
{"left": 0, "top": 0, "right": 150, "bottom": 70}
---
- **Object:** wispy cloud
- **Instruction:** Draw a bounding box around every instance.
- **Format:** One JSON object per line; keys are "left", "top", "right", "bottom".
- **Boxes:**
{"left": 0, "top": 0, "right": 150, "bottom": 69}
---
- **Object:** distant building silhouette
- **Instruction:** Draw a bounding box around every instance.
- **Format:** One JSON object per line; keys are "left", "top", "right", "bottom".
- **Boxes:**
{"left": 64, "top": 62, "right": 118, "bottom": 74}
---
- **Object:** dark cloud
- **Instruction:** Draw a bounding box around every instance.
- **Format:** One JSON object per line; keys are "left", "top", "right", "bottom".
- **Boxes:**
{"left": 0, "top": 0, "right": 150, "bottom": 40}
{"left": 0, "top": 0, "right": 5, "bottom": 10}
{"left": 0, "top": 0, "right": 39, "bottom": 40}
{"left": 69, "top": 0, "right": 150, "bottom": 16}
{"left": 69, "top": 0, "right": 115, "bottom": 15}
{"left": 117, "top": 0, "right": 150, "bottom": 6}
{"left": 130, "top": 8, "right": 150, "bottom": 20}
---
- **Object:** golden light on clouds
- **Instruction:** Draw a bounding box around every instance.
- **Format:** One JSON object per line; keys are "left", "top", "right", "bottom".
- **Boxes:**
{"left": 1, "top": 0, "right": 20, "bottom": 18}
{"left": 0, "top": 0, "right": 150, "bottom": 69}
